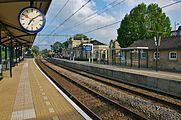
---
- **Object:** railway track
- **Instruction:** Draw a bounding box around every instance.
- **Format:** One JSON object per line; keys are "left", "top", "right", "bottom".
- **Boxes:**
{"left": 47, "top": 58, "right": 181, "bottom": 112}
{"left": 36, "top": 59, "right": 147, "bottom": 120}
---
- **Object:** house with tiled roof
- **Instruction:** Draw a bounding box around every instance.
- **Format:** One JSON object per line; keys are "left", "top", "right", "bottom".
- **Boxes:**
{"left": 130, "top": 36, "right": 181, "bottom": 71}
{"left": 69, "top": 40, "right": 108, "bottom": 60}
{"left": 171, "top": 26, "right": 181, "bottom": 36}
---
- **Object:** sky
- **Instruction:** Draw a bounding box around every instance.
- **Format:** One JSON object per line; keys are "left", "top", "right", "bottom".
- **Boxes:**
{"left": 34, "top": 0, "right": 181, "bottom": 50}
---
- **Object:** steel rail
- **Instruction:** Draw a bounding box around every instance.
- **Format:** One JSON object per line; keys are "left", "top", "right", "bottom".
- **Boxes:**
{"left": 36, "top": 59, "right": 102, "bottom": 120}
{"left": 47, "top": 58, "right": 181, "bottom": 112}
{"left": 39, "top": 59, "right": 148, "bottom": 120}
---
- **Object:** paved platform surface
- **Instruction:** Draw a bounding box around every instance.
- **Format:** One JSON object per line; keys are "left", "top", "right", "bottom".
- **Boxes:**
{"left": 58, "top": 59, "right": 181, "bottom": 81}
{"left": 0, "top": 59, "right": 85, "bottom": 120}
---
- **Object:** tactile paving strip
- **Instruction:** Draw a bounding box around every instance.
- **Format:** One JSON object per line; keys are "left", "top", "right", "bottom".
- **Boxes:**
{"left": 11, "top": 63, "right": 36, "bottom": 120}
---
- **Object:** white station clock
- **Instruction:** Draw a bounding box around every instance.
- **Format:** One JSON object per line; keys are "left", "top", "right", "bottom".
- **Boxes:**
{"left": 18, "top": 7, "right": 46, "bottom": 33}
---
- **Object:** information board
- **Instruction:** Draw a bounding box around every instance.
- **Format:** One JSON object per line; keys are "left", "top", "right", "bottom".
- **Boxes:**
{"left": 85, "top": 45, "right": 92, "bottom": 51}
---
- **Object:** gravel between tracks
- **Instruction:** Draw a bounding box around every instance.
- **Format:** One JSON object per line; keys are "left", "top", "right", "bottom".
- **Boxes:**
{"left": 39, "top": 60, "right": 135, "bottom": 120}
{"left": 45, "top": 61, "right": 181, "bottom": 120}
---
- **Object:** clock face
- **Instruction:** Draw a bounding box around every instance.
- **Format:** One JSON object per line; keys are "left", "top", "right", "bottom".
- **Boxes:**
{"left": 19, "top": 7, "right": 45, "bottom": 33}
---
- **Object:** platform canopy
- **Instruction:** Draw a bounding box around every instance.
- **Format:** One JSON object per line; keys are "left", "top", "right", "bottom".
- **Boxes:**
{"left": 0, "top": 0, "right": 52, "bottom": 46}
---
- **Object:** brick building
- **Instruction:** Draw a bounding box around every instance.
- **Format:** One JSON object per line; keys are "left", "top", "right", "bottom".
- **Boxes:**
{"left": 130, "top": 36, "right": 181, "bottom": 71}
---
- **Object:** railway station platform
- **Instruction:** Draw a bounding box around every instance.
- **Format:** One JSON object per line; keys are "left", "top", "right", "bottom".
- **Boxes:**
{"left": 51, "top": 58, "right": 181, "bottom": 97}
{"left": 0, "top": 58, "right": 86, "bottom": 120}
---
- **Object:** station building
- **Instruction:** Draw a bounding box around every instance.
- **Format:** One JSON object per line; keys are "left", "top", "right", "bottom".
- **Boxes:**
{"left": 130, "top": 36, "right": 181, "bottom": 71}
{"left": 62, "top": 37, "right": 109, "bottom": 60}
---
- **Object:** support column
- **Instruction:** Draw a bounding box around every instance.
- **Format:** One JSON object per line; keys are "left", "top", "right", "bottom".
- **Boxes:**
{"left": 18, "top": 45, "right": 20, "bottom": 63}
{"left": 130, "top": 50, "right": 132, "bottom": 67}
{"left": 15, "top": 41, "right": 18, "bottom": 63}
{"left": 112, "top": 49, "right": 114, "bottom": 65}
{"left": 21, "top": 44, "right": 23, "bottom": 61}
{"left": 120, "top": 50, "right": 122, "bottom": 66}
{"left": 106, "top": 49, "right": 109, "bottom": 65}
{"left": 125, "top": 50, "right": 127, "bottom": 66}
{"left": 146, "top": 50, "right": 149, "bottom": 68}
{"left": 138, "top": 49, "right": 141, "bottom": 68}
{"left": 10, "top": 39, "right": 13, "bottom": 78}
{"left": 5, "top": 46, "right": 8, "bottom": 69}
{"left": 99, "top": 50, "right": 101, "bottom": 63}
{"left": 0, "top": 24, "right": 2, "bottom": 77}
{"left": 12, "top": 46, "right": 14, "bottom": 67}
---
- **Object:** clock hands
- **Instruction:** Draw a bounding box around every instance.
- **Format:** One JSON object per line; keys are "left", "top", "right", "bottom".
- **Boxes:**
{"left": 19, "top": 7, "right": 45, "bottom": 33}
{"left": 28, "top": 15, "right": 41, "bottom": 25}
{"left": 24, "top": 14, "right": 31, "bottom": 19}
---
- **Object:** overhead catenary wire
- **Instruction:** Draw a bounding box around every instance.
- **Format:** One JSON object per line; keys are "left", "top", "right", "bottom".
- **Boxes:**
{"left": 44, "top": 0, "right": 70, "bottom": 30}
{"left": 37, "top": 0, "right": 70, "bottom": 45}
{"left": 80, "top": 0, "right": 181, "bottom": 35}
{"left": 37, "top": 34, "right": 73, "bottom": 37}
{"left": 50, "top": 0, "right": 91, "bottom": 34}
{"left": 85, "top": 0, "right": 118, "bottom": 19}
{"left": 37, "top": 0, "right": 181, "bottom": 47}
{"left": 82, "top": 21, "right": 121, "bottom": 34}
{"left": 60, "top": 0, "right": 119, "bottom": 31}
{"left": 38, "top": 0, "right": 90, "bottom": 45}
{"left": 161, "top": 0, "right": 181, "bottom": 8}
{"left": 61, "top": 0, "right": 125, "bottom": 33}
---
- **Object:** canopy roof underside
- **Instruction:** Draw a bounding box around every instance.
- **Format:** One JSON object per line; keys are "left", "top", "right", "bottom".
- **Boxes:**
{"left": 0, "top": 0, "right": 52, "bottom": 46}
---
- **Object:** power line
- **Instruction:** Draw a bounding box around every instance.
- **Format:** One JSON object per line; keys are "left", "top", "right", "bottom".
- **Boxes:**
{"left": 80, "top": 0, "right": 181, "bottom": 35}
{"left": 37, "top": 0, "right": 70, "bottom": 45}
{"left": 161, "top": 0, "right": 181, "bottom": 8}
{"left": 82, "top": 21, "right": 121, "bottom": 34}
{"left": 44, "top": 0, "right": 70, "bottom": 30}
{"left": 62, "top": 0, "right": 125, "bottom": 33}
{"left": 86, "top": 0, "right": 118, "bottom": 19}
{"left": 50, "top": 0, "right": 91, "bottom": 34}
{"left": 37, "top": 34, "right": 73, "bottom": 37}
{"left": 38, "top": 0, "right": 181, "bottom": 47}
{"left": 62, "top": 0, "right": 119, "bottom": 31}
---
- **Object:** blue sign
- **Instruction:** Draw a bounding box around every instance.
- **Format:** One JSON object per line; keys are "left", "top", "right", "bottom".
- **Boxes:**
{"left": 82, "top": 45, "right": 92, "bottom": 51}
{"left": 85, "top": 46, "right": 92, "bottom": 51}
{"left": 82, "top": 46, "right": 86, "bottom": 50}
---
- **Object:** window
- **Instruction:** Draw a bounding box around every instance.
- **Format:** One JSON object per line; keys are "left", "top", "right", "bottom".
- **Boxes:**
{"left": 141, "top": 52, "right": 146, "bottom": 59}
{"left": 154, "top": 52, "right": 160, "bottom": 60}
{"left": 169, "top": 52, "right": 177, "bottom": 60}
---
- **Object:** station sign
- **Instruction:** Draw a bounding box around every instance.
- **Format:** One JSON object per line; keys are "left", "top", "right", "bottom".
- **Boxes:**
{"left": 82, "top": 45, "right": 92, "bottom": 51}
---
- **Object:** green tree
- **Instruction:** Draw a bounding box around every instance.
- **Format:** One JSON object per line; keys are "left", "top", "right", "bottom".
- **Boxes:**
{"left": 62, "top": 41, "right": 68, "bottom": 48}
{"left": 51, "top": 41, "right": 63, "bottom": 53}
{"left": 117, "top": 3, "right": 171, "bottom": 48}
{"left": 41, "top": 49, "right": 48, "bottom": 57}
{"left": 50, "top": 41, "right": 63, "bottom": 53}
{"left": 32, "top": 45, "right": 39, "bottom": 56}
{"left": 70, "top": 34, "right": 88, "bottom": 40}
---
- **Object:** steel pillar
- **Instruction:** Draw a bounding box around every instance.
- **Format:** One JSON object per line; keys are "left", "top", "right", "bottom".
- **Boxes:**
{"left": 9, "top": 39, "right": 13, "bottom": 78}
{"left": 20, "top": 44, "right": 23, "bottom": 61}
{"left": 138, "top": 50, "right": 141, "bottom": 68}
{"left": 5, "top": 46, "right": 8, "bottom": 69}
{"left": 18, "top": 45, "right": 20, "bottom": 62}
{"left": 146, "top": 50, "right": 149, "bottom": 68}
{"left": 0, "top": 24, "right": 2, "bottom": 77}
{"left": 130, "top": 50, "right": 132, "bottom": 67}
{"left": 15, "top": 41, "right": 18, "bottom": 63}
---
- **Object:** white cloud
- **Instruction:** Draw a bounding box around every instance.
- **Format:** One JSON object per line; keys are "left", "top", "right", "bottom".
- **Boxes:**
{"left": 45, "top": 0, "right": 117, "bottom": 41}
{"left": 35, "top": 0, "right": 181, "bottom": 49}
